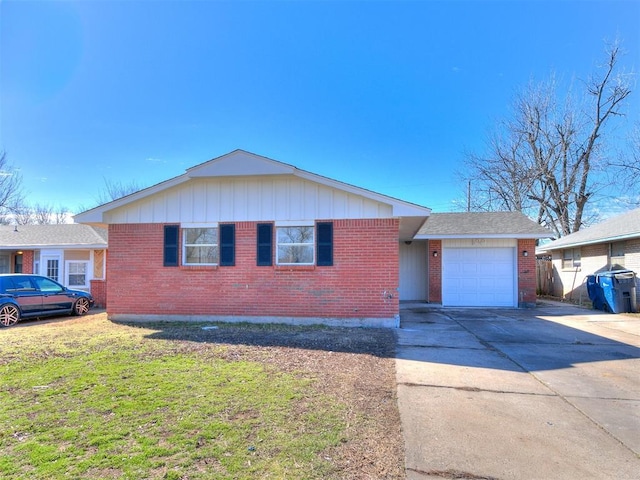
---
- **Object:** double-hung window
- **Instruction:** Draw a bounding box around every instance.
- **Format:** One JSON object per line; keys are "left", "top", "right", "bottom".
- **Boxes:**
{"left": 276, "top": 225, "right": 315, "bottom": 265}
{"left": 67, "top": 261, "right": 89, "bottom": 288}
{"left": 610, "top": 241, "right": 625, "bottom": 268}
{"left": 562, "top": 248, "right": 581, "bottom": 270}
{"left": 183, "top": 227, "right": 219, "bottom": 266}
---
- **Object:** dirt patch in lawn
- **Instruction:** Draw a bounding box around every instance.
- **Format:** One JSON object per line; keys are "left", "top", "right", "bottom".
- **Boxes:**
{"left": 112, "top": 315, "right": 406, "bottom": 479}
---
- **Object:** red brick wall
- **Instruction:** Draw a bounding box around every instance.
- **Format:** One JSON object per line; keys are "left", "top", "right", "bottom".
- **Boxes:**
{"left": 22, "top": 251, "right": 34, "bottom": 274}
{"left": 428, "top": 240, "right": 442, "bottom": 303}
{"left": 517, "top": 239, "right": 537, "bottom": 306}
{"left": 90, "top": 279, "right": 107, "bottom": 308}
{"left": 106, "top": 219, "right": 400, "bottom": 319}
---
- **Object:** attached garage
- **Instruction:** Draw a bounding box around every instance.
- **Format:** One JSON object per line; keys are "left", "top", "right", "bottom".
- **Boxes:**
{"left": 442, "top": 241, "right": 516, "bottom": 307}
{"left": 413, "top": 212, "right": 552, "bottom": 308}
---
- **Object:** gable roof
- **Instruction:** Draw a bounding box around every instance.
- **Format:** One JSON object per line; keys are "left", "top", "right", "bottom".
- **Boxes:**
{"left": 74, "top": 149, "right": 432, "bottom": 239}
{"left": 0, "top": 224, "right": 108, "bottom": 250}
{"left": 415, "top": 212, "right": 552, "bottom": 239}
{"left": 540, "top": 207, "right": 640, "bottom": 251}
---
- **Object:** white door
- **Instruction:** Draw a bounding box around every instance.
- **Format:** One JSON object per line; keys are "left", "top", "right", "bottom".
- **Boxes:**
{"left": 442, "top": 247, "right": 516, "bottom": 307}
{"left": 399, "top": 242, "right": 427, "bottom": 301}
{"left": 40, "top": 254, "right": 62, "bottom": 283}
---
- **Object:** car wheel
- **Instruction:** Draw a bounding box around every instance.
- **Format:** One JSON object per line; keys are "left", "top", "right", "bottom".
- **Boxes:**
{"left": 0, "top": 304, "right": 20, "bottom": 327}
{"left": 73, "top": 298, "right": 90, "bottom": 316}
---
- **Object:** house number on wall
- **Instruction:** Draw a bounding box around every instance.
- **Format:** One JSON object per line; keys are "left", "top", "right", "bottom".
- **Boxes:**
{"left": 472, "top": 239, "right": 486, "bottom": 245}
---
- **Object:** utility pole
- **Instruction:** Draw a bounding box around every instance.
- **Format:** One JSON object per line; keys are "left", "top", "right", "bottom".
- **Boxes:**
{"left": 467, "top": 180, "right": 471, "bottom": 212}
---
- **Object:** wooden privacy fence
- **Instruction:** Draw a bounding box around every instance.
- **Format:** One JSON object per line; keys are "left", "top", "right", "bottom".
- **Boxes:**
{"left": 536, "top": 258, "right": 553, "bottom": 295}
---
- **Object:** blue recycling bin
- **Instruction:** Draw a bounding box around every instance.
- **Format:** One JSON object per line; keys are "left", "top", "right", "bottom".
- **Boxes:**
{"left": 586, "top": 275, "right": 604, "bottom": 311}
{"left": 597, "top": 270, "right": 637, "bottom": 313}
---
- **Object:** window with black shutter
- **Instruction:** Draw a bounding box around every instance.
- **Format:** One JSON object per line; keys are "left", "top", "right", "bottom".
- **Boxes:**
{"left": 219, "top": 224, "right": 235, "bottom": 266}
{"left": 163, "top": 225, "right": 179, "bottom": 267}
{"left": 257, "top": 223, "right": 273, "bottom": 266}
{"left": 316, "top": 222, "right": 333, "bottom": 266}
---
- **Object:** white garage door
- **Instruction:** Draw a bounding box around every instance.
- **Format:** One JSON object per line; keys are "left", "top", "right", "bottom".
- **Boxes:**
{"left": 442, "top": 247, "right": 516, "bottom": 307}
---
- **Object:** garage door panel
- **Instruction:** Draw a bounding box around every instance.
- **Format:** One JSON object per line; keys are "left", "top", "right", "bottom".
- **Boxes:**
{"left": 443, "top": 247, "right": 516, "bottom": 307}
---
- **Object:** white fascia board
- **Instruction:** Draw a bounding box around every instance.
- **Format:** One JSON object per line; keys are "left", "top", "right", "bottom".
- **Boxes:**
{"left": 74, "top": 175, "right": 190, "bottom": 225}
{"left": 414, "top": 233, "right": 551, "bottom": 240}
{"left": 294, "top": 170, "right": 431, "bottom": 217}
{"left": 542, "top": 232, "right": 640, "bottom": 251}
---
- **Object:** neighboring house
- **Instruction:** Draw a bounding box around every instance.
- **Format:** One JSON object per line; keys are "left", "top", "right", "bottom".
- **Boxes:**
{"left": 537, "top": 207, "right": 640, "bottom": 301}
{"left": 75, "top": 150, "right": 550, "bottom": 327}
{"left": 0, "top": 224, "right": 108, "bottom": 307}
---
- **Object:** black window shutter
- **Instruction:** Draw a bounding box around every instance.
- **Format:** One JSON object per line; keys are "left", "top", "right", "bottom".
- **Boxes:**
{"left": 256, "top": 223, "right": 273, "bottom": 266}
{"left": 219, "top": 224, "right": 235, "bottom": 266}
{"left": 163, "top": 225, "right": 179, "bottom": 267}
{"left": 316, "top": 222, "right": 333, "bottom": 266}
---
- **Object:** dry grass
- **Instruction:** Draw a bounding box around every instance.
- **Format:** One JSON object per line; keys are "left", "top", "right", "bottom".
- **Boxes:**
{"left": 0, "top": 312, "right": 405, "bottom": 479}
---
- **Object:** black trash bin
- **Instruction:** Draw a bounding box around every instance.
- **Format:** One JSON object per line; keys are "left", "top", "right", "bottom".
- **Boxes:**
{"left": 598, "top": 270, "right": 637, "bottom": 313}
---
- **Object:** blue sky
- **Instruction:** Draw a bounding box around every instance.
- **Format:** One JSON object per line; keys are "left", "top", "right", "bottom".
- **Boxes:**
{"left": 1, "top": 0, "right": 639, "bottom": 216}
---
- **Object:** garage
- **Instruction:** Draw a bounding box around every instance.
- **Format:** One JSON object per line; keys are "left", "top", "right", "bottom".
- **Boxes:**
{"left": 442, "top": 246, "right": 516, "bottom": 307}
{"left": 411, "top": 212, "right": 552, "bottom": 308}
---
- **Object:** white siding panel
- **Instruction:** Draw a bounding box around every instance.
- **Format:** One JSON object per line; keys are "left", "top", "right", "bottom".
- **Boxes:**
{"left": 166, "top": 189, "right": 181, "bottom": 222}
{"left": 318, "top": 188, "right": 334, "bottom": 219}
{"left": 399, "top": 241, "right": 428, "bottom": 300}
{"left": 289, "top": 180, "right": 303, "bottom": 219}
{"left": 106, "top": 176, "right": 395, "bottom": 223}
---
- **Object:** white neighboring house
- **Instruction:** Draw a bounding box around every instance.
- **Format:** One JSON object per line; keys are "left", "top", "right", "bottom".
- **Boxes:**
{"left": 0, "top": 224, "right": 108, "bottom": 306}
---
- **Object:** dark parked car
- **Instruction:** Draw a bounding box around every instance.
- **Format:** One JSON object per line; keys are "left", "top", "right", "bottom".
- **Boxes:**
{"left": 0, "top": 274, "right": 94, "bottom": 327}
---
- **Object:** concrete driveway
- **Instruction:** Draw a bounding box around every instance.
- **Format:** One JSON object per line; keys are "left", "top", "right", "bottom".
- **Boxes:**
{"left": 396, "top": 302, "right": 640, "bottom": 480}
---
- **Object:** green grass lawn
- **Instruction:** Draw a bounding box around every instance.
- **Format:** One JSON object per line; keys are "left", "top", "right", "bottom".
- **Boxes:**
{"left": 0, "top": 314, "right": 401, "bottom": 479}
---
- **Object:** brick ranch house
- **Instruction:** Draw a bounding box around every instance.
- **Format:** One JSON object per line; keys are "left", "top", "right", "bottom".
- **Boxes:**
{"left": 0, "top": 224, "right": 108, "bottom": 307}
{"left": 75, "top": 150, "right": 550, "bottom": 327}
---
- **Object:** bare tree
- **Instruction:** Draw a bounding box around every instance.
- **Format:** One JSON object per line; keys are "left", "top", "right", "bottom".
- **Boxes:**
{"left": 0, "top": 151, "right": 25, "bottom": 220}
{"left": 461, "top": 42, "right": 633, "bottom": 237}
{"left": 94, "top": 178, "right": 145, "bottom": 205}
{"left": 12, "top": 203, "right": 71, "bottom": 225}
{"left": 609, "top": 124, "right": 640, "bottom": 205}
{"left": 75, "top": 177, "right": 146, "bottom": 214}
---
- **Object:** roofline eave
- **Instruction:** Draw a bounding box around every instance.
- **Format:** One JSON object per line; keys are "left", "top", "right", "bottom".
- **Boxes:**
{"left": 414, "top": 233, "right": 552, "bottom": 240}
{"left": 0, "top": 244, "right": 107, "bottom": 250}
{"left": 541, "top": 232, "right": 640, "bottom": 251}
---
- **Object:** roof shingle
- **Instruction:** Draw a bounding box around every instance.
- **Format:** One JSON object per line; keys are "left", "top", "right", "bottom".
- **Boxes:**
{"left": 0, "top": 224, "right": 108, "bottom": 249}
{"left": 540, "top": 208, "right": 640, "bottom": 251}
{"left": 416, "top": 212, "right": 552, "bottom": 238}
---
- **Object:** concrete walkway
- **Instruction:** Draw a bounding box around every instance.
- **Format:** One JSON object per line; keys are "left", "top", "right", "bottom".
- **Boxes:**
{"left": 396, "top": 302, "right": 640, "bottom": 480}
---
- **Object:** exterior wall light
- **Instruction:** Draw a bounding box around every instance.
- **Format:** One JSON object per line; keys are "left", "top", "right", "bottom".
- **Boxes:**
{"left": 522, "top": 250, "right": 529, "bottom": 257}
{"left": 433, "top": 251, "right": 438, "bottom": 257}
